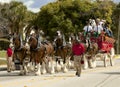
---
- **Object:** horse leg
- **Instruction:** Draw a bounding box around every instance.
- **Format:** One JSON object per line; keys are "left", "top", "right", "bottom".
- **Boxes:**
{"left": 23, "top": 59, "right": 29, "bottom": 75}
{"left": 82, "top": 55, "right": 88, "bottom": 70}
{"left": 27, "top": 58, "right": 35, "bottom": 72}
{"left": 35, "top": 62, "right": 41, "bottom": 76}
{"left": 68, "top": 55, "right": 74, "bottom": 69}
{"left": 62, "top": 57, "right": 68, "bottom": 73}
{"left": 104, "top": 53, "right": 108, "bottom": 67}
{"left": 66, "top": 56, "right": 72, "bottom": 69}
{"left": 88, "top": 57, "right": 93, "bottom": 68}
{"left": 110, "top": 48, "right": 115, "bottom": 66}
{"left": 88, "top": 55, "right": 96, "bottom": 68}
{"left": 47, "top": 56, "right": 55, "bottom": 74}
{"left": 19, "top": 63, "right": 24, "bottom": 75}
{"left": 44, "top": 55, "right": 51, "bottom": 74}
{"left": 41, "top": 59, "right": 47, "bottom": 74}
{"left": 92, "top": 56, "right": 97, "bottom": 68}
{"left": 51, "top": 59, "right": 55, "bottom": 74}
{"left": 19, "top": 59, "right": 29, "bottom": 75}
{"left": 109, "top": 54, "right": 114, "bottom": 66}
{"left": 55, "top": 58, "right": 62, "bottom": 72}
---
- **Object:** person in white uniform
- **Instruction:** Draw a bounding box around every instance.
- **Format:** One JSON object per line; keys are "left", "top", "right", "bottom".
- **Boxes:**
{"left": 93, "top": 20, "right": 103, "bottom": 37}
{"left": 83, "top": 21, "right": 93, "bottom": 36}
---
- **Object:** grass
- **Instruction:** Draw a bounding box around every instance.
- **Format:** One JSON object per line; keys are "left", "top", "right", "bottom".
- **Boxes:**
{"left": 0, "top": 50, "right": 6, "bottom": 65}
{"left": 0, "top": 59, "right": 6, "bottom": 65}
{"left": 0, "top": 50, "right": 6, "bottom": 58}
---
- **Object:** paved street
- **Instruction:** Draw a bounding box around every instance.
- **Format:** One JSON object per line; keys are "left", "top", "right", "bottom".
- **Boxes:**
{"left": 0, "top": 58, "right": 120, "bottom": 87}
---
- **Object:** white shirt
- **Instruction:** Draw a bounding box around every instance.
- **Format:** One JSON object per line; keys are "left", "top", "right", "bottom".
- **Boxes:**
{"left": 83, "top": 25, "right": 93, "bottom": 32}
{"left": 94, "top": 25, "right": 103, "bottom": 34}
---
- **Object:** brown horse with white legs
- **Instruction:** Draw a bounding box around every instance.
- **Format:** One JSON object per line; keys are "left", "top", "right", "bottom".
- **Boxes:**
{"left": 54, "top": 31, "right": 72, "bottom": 72}
{"left": 42, "top": 41, "right": 55, "bottom": 74}
{"left": 25, "top": 34, "right": 55, "bottom": 75}
{"left": 25, "top": 34, "right": 46, "bottom": 75}
{"left": 10, "top": 33, "right": 30, "bottom": 75}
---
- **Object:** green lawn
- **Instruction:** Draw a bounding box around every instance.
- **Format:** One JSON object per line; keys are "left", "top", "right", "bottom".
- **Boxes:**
{"left": 0, "top": 50, "right": 6, "bottom": 58}
{"left": 0, "top": 50, "right": 6, "bottom": 65}
{"left": 0, "top": 60, "right": 7, "bottom": 65}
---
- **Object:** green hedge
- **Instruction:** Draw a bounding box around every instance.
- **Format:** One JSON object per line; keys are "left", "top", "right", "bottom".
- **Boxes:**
{"left": 0, "top": 38, "right": 10, "bottom": 50}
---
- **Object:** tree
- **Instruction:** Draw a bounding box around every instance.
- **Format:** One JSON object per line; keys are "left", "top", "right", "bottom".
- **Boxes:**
{"left": 34, "top": 0, "right": 115, "bottom": 40}
{"left": 112, "top": 3, "right": 120, "bottom": 53}
{"left": 0, "top": 1, "right": 36, "bottom": 36}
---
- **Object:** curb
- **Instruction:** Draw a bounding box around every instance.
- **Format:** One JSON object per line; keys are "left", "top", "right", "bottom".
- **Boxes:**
{"left": 114, "top": 55, "right": 120, "bottom": 59}
{"left": 0, "top": 65, "right": 7, "bottom": 71}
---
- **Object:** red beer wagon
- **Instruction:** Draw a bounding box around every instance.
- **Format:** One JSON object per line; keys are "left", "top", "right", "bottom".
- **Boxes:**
{"left": 90, "top": 33, "right": 115, "bottom": 67}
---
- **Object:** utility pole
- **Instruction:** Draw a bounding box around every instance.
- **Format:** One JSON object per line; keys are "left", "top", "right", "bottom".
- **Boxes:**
{"left": 117, "top": 15, "right": 120, "bottom": 54}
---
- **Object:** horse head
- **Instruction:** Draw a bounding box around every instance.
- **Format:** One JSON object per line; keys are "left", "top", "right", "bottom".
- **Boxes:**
{"left": 11, "top": 33, "right": 23, "bottom": 51}
{"left": 69, "top": 33, "right": 81, "bottom": 45}
{"left": 56, "top": 30, "right": 62, "bottom": 37}
{"left": 25, "top": 35, "right": 38, "bottom": 50}
{"left": 54, "top": 30, "right": 65, "bottom": 47}
{"left": 9, "top": 35, "right": 14, "bottom": 50}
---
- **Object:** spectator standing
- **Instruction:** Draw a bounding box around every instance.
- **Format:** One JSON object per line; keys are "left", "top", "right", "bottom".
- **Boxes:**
{"left": 72, "top": 39, "right": 85, "bottom": 77}
{"left": 6, "top": 44, "right": 14, "bottom": 72}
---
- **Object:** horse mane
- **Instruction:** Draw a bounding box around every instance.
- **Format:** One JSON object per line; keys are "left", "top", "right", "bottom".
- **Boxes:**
{"left": 29, "top": 36, "right": 38, "bottom": 49}
{"left": 55, "top": 37, "right": 63, "bottom": 47}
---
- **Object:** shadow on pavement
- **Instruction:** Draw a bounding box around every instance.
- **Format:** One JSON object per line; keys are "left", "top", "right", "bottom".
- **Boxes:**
{"left": 102, "top": 72, "right": 120, "bottom": 75}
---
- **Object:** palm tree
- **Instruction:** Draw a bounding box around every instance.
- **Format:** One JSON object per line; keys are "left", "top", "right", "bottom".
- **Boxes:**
{"left": 0, "top": 1, "right": 36, "bottom": 38}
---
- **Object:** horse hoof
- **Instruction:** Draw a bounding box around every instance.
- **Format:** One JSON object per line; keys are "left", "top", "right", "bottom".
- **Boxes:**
{"left": 19, "top": 71, "right": 25, "bottom": 75}
{"left": 83, "top": 67, "right": 88, "bottom": 70}
{"left": 19, "top": 73, "right": 24, "bottom": 75}
{"left": 50, "top": 71, "right": 55, "bottom": 74}
{"left": 77, "top": 74, "right": 81, "bottom": 77}
{"left": 35, "top": 73, "right": 40, "bottom": 76}
{"left": 63, "top": 69, "right": 68, "bottom": 73}
{"left": 7, "top": 70, "right": 11, "bottom": 73}
{"left": 11, "top": 68, "right": 15, "bottom": 71}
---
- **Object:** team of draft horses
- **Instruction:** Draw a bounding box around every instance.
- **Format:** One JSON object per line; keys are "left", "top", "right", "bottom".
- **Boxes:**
{"left": 6, "top": 18, "right": 115, "bottom": 77}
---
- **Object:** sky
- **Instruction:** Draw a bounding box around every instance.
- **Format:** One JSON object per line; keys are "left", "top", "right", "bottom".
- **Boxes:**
{"left": 0, "top": 0, "right": 119, "bottom": 13}
{"left": 0, "top": 0, "right": 56, "bottom": 13}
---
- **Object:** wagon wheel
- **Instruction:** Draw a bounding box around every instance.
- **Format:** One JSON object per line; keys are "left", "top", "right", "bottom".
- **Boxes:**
{"left": 109, "top": 47, "right": 115, "bottom": 66}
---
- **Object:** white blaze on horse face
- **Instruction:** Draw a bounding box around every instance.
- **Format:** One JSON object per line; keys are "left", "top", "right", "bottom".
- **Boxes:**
{"left": 10, "top": 37, "right": 13, "bottom": 43}
{"left": 30, "top": 30, "right": 35, "bottom": 35}
{"left": 23, "top": 25, "right": 28, "bottom": 41}
{"left": 68, "top": 37, "right": 72, "bottom": 45}
{"left": 25, "top": 43, "right": 30, "bottom": 50}
{"left": 40, "top": 30, "right": 44, "bottom": 35}
{"left": 25, "top": 37, "right": 30, "bottom": 50}
{"left": 9, "top": 37, "right": 14, "bottom": 49}
{"left": 9, "top": 43, "right": 14, "bottom": 48}
{"left": 57, "top": 31, "right": 61, "bottom": 36}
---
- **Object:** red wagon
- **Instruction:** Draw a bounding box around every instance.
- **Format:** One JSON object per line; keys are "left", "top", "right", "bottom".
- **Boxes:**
{"left": 90, "top": 34, "right": 115, "bottom": 67}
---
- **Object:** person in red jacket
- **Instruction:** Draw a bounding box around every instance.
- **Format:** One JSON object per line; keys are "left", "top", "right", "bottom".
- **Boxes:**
{"left": 6, "top": 44, "right": 14, "bottom": 72}
{"left": 72, "top": 39, "right": 85, "bottom": 77}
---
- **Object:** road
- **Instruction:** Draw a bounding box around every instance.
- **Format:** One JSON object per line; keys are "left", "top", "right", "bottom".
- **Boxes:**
{"left": 0, "top": 58, "right": 120, "bottom": 87}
